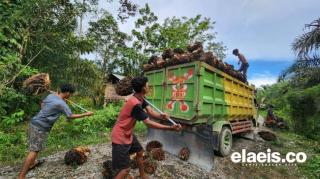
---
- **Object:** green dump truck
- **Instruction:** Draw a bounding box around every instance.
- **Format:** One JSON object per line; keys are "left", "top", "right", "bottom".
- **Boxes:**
{"left": 145, "top": 61, "right": 257, "bottom": 170}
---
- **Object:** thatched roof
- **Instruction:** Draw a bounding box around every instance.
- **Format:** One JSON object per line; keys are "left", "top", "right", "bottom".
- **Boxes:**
{"left": 104, "top": 83, "right": 132, "bottom": 102}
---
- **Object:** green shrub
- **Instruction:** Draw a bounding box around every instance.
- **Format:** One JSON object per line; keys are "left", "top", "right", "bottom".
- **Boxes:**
{"left": 287, "top": 84, "right": 320, "bottom": 140}
{"left": 0, "top": 130, "right": 27, "bottom": 162}
{"left": 0, "top": 87, "right": 26, "bottom": 117}
{"left": 52, "top": 103, "right": 121, "bottom": 136}
{"left": 0, "top": 110, "right": 25, "bottom": 130}
{"left": 300, "top": 155, "right": 320, "bottom": 178}
{"left": 134, "top": 121, "right": 147, "bottom": 134}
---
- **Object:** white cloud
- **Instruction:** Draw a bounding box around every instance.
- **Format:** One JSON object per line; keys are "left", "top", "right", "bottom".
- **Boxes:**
{"left": 83, "top": 0, "right": 319, "bottom": 62}
{"left": 248, "top": 72, "right": 277, "bottom": 87}
{"left": 125, "top": 0, "right": 320, "bottom": 61}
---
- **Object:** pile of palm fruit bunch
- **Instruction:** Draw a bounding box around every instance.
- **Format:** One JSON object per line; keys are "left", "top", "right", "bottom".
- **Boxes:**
{"left": 122, "top": 140, "right": 164, "bottom": 175}
{"left": 137, "top": 140, "right": 165, "bottom": 175}
{"left": 64, "top": 146, "right": 91, "bottom": 166}
{"left": 143, "top": 42, "right": 247, "bottom": 83}
{"left": 128, "top": 152, "right": 157, "bottom": 175}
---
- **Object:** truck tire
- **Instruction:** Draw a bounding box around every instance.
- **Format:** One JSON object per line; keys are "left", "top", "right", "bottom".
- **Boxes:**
{"left": 217, "top": 126, "right": 232, "bottom": 156}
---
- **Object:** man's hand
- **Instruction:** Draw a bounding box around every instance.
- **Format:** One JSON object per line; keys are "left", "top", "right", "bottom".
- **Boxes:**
{"left": 85, "top": 111, "right": 94, "bottom": 116}
{"left": 171, "top": 124, "right": 182, "bottom": 131}
{"left": 160, "top": 113, "right": 170, "bottom": 120}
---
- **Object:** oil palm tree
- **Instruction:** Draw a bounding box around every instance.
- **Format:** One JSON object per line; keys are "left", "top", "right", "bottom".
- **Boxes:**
{"left": 279, "top": 18, "right": 320, "bottom": 87}
{"left": 293, "top": 18, "right": 320, "bottom": 57}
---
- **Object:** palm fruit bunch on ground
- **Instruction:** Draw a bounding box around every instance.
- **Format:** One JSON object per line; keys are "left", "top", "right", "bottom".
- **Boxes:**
{"left": 179, "top": 147, "right": 190, "bottom": 161}
{"left": 146, "top": 140, "right": 163, "bottom": 152}
{"left": 150, "top": 148, "right": 165, "bottom": 161}
{"left": 64, "top": 146, "right": 91, "bottom": 166}
{"left": 146, "top": 140, "right": 165, "bottom": 161}
{"left": 144, "top": 158, "right": 157, "bottom": 174}
{"left": 143, "top": 42, "right": 247, "bottom": 83}
{"left": 129, "top": 152, "right": 150, "bottom": 169}
{"left": 136, "top": 140, "right": 165, "bottom": 175}
{"left": 101, "top": 160, "right": 116, "bottom": 179}
{"left": 258, "top": 130, "right": 277, "bottom": 141}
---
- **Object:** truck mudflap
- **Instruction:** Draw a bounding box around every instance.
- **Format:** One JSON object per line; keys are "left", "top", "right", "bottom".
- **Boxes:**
{"left": 147, "top": 124, "right": 218, "bottom": 171}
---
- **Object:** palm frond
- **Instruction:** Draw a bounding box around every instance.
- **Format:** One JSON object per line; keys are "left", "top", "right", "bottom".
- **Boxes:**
{"left": 292, "top": 18, "right": 320, "bottom": 56}
{"left": 278, "top": 55, "right": 320, "bottom": 82}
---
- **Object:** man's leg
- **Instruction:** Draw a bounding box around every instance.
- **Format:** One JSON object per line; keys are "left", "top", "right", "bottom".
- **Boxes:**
{"left": 19, "top": 124, "right": 47, "bottom": 179}
{"left": 243, "top": 63, "right": 249, "bottom": 78}
{"left": 130, "top": 135, "right": 148, "bottom": 179}
{"left": 136, "top": 150, "right": 148, "bottom": 179}
{"left": 112, "top": 143, "right": 132, "bottom": 179}
{"left": 238, "top": 63, "right": 244, "bottom": 73}
{"left": 114, "top": 168, "right": 130, "bottom": 179}
{"left": 18, "top": 151, "right": 38, "bottom": 179}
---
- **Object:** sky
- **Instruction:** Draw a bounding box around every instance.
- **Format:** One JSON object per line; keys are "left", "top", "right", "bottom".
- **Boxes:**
{"left": 83, "top": 0, "right": 320, "bottom": 87}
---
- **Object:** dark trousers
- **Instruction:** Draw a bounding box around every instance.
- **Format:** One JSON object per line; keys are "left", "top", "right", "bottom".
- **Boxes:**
{"left": 239, "top": 62, "right": 249, "bottom": 77}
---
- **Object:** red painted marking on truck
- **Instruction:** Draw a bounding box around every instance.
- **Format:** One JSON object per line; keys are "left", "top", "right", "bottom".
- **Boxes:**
{"left": 167, "top": 69, "right": 193, "bottom": 112}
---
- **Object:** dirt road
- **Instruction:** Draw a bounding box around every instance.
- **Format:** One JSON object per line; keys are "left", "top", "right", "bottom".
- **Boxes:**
{"left": 0, "top": 128, "right": 302, "bottom": 179}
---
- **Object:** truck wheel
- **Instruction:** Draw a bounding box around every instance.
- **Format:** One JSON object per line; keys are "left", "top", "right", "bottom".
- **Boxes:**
{"left": 217, "top": 126, "right": 232, "bottom": 156}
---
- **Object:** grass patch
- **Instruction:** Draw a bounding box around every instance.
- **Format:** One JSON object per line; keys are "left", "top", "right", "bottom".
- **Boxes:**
{"left": 258, "top": 109, "right": 267, "bottom": 118}
{"left": 270, "top": 131, "right": 320, "bottom": 178}
{"left": 0, "top": 120, "right": 112, "bottom": 165}
{"left": 0, "top": 103, "right": 151, "bottom": 165}
{"left": 134, "top": 121, "right": 147, "bottom": 135}
{"left": 299, "top": 155, "right": 320, "bottom": 178}
{"left": 0, "top": 103, "right": 122, "bottom": 165}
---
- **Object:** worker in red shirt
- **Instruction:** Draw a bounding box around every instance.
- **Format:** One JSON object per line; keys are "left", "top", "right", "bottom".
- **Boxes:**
{"left": 111, "top": 76, "right": 182, "bottom": 179}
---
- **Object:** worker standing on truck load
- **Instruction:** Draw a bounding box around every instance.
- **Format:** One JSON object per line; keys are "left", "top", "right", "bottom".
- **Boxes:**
{"left": 18, "top": 84, "right": 94, "bottom": 179}
{"left": 233, "top": 49, "right": 249, "bottom": 79}
{"left": 111, "top": 76, "right": 182, "bottom": 179}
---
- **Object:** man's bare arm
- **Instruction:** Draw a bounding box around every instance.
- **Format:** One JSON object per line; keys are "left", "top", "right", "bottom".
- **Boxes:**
{"left": 143, "top": 118, "right": 181, "bottom": 131}
{"left": 68, "top": 112, "right": 93, "bottom": 120}
{"left": 145, "top": 106, "right": 165, "bottom": 120}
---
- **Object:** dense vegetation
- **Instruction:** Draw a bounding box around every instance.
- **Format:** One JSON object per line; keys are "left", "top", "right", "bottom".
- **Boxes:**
{"left": 0, "top": 0, "right": 225, "bottom": 163}
{"left": 257, "top": 18, "right": 320, "bottom": 178}
{"left": 0, "top": 0, "right": 319, "bottom": 177}
{"left": 257, "top": 18, "right": 320, "bottom": 140}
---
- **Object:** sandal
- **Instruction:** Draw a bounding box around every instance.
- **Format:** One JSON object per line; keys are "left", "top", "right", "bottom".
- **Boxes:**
{"left": 28, "top": 159, "right": 45, "bottom": 171}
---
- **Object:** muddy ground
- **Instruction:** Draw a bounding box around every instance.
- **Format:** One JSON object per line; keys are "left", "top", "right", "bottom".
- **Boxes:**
{"left": 0, "top": 117, "right": 304, "bottom": 179}
{"left": 0, "top": 127, "right": 303, "bottom": 179}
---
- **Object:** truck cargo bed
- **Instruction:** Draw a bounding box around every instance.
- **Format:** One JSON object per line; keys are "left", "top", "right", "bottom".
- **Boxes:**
{"left": 145, "top": 61, "right": 256, "bottom": 124}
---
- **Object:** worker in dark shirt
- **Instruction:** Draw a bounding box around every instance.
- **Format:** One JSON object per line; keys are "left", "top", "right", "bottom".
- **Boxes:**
{"left": 111, "top": 76, "right": 182, "bottom": 179}
{"left": 18, "top": 84, "right": 93, "bottom": 179}
{"left": 233, "top": 49, "right": 249, "bottom": 79}
{"left": 265, "top": 105, "right": 276, "bottom": 127}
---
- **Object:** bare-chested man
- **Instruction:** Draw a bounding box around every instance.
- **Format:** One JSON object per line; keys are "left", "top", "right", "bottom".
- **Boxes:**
{"left": 233, "top": 49, "right": 249, "bottom": 79}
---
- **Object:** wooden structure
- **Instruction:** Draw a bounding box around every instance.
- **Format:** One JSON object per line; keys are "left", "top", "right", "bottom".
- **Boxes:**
{"left": 104, "top": 74, "right": 132, "bottom": 105}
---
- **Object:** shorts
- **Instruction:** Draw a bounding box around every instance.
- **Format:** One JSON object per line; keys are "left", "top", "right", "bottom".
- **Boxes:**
{"left": 28, "top": 124, "right": 49, "bottom": 152}
{"left": 112, "top": 135, "right": 143, "bottom": 170}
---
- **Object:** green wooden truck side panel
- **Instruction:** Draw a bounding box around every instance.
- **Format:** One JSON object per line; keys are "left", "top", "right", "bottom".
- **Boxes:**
{"left": 145, "top": 61, "right": 256, "bottom": 125}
